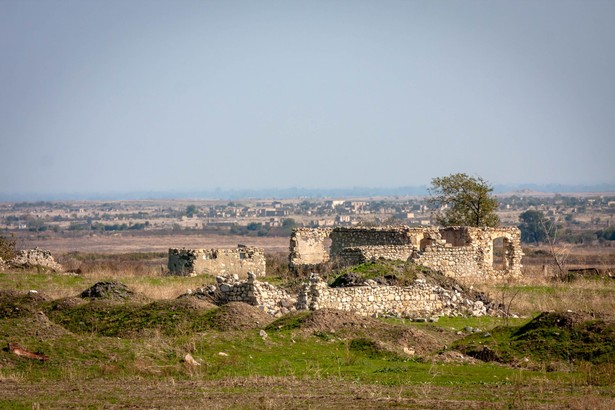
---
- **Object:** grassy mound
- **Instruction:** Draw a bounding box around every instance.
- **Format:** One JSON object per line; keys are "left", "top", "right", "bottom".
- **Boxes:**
{"left": 454, "top": 311, "right": 615, "bottom": 367}
{"left": 45, "top": 298, "right": 272, "bottom": 337}
{"left": 267, "top": 308, "right": 454, "bottom": 357}
{"left": 330, "top": 260, "right": 431, "bottom": 287}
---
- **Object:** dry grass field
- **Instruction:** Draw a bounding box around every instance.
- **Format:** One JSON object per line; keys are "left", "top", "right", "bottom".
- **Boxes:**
{"left": 14, "top": 231, "right": 289, "bottom": 254}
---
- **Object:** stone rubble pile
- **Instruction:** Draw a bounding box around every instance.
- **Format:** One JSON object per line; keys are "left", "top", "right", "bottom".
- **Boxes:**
{"left": 8, "top": 248, "right": 63, "bottom": 272}
{"left": 184, "top": 272, "right": 297, "bottom": 317}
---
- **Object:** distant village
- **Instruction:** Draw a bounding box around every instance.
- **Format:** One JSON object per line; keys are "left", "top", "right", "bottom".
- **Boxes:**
{"left": 1, "top": 193, "right": 614, "bottom": 245}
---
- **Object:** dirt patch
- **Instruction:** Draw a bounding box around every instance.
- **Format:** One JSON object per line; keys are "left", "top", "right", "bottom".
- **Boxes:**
{"left": 269, "top": 308, "right": 453, "bottom": 357}
{"left": 298, "top": 308, "right": 376, "bottom": 332}
{"left": 206, "top": 302, "right": 274, "bottom": 331}
{"left": 0, "top": 290, "right": 49, "bottom": 318}
{"left": 432, "top": 350, "right": 480, "bottom": 364}
{"left": 155, "top": 297, "right": 216, "bottom": 311}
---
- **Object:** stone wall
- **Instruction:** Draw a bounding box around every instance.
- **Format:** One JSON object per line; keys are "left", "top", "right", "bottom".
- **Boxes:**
{"left": 329, "top": 227, "right": 412, "bottom": 257}
{"left": 190, "top": 273, "right": 297, "bottom": 316}
{"left": 192, "top": 273, "right": 494, "bottom": 319}
{"left": 289, "top": 225, "right": 523, "bottom": 281}
{"left": 289, "top": 228, "right": 332, "bottom": 267}
{"left": 168, "top": 245, "right": 265, "bottom": 278}
{"left": 337, "top": 245, "right": 414, "bottom": 266}
{"left": 412, "top": 226, "right": 523, "bottom": 280}
{"left": 298, "top": 274, "right": 489, "bottom": 318}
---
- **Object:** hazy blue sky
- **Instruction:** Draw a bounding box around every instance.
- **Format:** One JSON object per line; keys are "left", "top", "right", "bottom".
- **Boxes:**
{"left": 1, "top": 0, "right": 614, "bottom": 196}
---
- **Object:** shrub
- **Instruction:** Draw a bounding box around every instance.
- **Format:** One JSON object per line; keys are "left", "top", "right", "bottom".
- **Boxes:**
{"left": 0, "top": 233, "right": 17, "bottom": 261}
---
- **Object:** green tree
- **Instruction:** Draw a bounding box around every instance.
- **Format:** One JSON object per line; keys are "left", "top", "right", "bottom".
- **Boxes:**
{"left": 281, "top": 218, "right": 299, "bottom": 234}
{"left": 518, "top": 210, "right": 551, "bottom": 243}
{"left": 185, "top": 205, "right": 198, "bottom": 218}
{"left": 428, "top": 173, "right": 499, "bottom": 227}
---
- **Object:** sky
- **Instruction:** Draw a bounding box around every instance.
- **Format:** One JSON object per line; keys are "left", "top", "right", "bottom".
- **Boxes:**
{"left": 1, "top": 0, "right": 614, "bottom": 197}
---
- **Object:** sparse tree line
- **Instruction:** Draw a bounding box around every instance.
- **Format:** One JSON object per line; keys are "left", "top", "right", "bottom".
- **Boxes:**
{"left": 1, "top": 173, "right": 613, "bottom": 245}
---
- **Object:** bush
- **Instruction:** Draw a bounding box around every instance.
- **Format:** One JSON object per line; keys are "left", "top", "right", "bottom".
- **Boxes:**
{"left": 0, "top": 233, "right": 17, "bottom": 260}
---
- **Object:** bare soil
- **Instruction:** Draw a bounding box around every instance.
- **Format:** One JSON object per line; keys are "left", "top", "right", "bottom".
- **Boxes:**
{"left": 206, "top": 302, "right": 275, "bottom": 331}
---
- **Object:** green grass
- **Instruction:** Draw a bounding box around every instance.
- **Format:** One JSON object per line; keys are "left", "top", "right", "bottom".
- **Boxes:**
{"left": 2, "top": 258, "right": 615, "bottom": 408}
{"left": 453, "top": 312, "right": 615, "bottom": 367}
{"left": 330, "top": 260, "right": 433, "bottom": 286}
{"left": 0, "top": 272, "right": 85, "bottom": 292}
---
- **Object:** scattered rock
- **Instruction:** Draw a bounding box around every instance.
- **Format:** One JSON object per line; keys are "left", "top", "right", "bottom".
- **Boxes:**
{"left": 80, "top": 282, "right": 135, "bottom": 301}
{"left": 184, "top": 353, "right": 201, "bottom": 366}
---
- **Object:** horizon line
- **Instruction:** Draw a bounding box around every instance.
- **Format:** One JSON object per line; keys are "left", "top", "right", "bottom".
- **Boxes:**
{"left": 1, "top": 183, "right": 615, "bottom": 202}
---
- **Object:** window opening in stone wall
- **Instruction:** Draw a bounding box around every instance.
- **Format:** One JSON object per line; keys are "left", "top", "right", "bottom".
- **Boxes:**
{"left": 492, "top": 237, "right": 509, "bottom": 269}
{"left": 419, "top": 238, "right": 435, "bottom": 252}
{"left": 440, "top": 228, "right": 471, "bottom": 247}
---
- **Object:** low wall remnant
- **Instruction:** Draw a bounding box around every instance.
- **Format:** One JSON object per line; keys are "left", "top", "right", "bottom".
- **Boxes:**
{"left": 298, "top": 274, "right": 491, "bottom": 318}
{"left": 168, "top": 245, "right": 265, "bottom": 278}
{"left": 185, "top": 272, "right": 497, "bottom": 319}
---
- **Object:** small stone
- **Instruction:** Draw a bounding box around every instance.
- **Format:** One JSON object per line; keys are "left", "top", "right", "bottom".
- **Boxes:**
{"left": 184, "top": 353, "right": 201, "bottom": 366}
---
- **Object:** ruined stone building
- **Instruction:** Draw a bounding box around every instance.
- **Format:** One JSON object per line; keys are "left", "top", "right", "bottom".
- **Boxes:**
{"left": 168, "top": 245, "right": 265, "bottom": 278}
{"left": 289, "top": 226, "right": 522, "bottom": 280}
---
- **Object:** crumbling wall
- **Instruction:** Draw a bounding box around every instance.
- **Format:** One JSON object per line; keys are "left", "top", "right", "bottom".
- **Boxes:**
{"left": 189, "top": 273, "right": 492, "bottom": 319}
{"left": 410, "top": 226, "right": 522, "bottom": 280}
{"left": 168, "top": 245, "right": 265, "bottom": 278}
{"left": 297, "top": 274, "right": 490, "bottom": 318}
{"left": 337, "top": 245, "right": 414, "bottom": 266}
{"left": 289, "top": 228, "right": 332, "bottom": 267}
{"left": 329, "top": 226, "right": 412, "bottom": 257}
{"left": 10, "top": 248, "right": 63, "bottom": 272}
{"left": 188, "top": 273, "right": 297, "bottom": 316}
{"left": 290, "top": 226, "right": 523, "bottom": 281}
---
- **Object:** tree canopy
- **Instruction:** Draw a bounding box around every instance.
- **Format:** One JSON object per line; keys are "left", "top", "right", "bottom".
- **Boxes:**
{"left": 518, "top": 210, "right": 552, "bottom": 243}
{"left": 428, "top": 173, "right": 500, "bottom": 227}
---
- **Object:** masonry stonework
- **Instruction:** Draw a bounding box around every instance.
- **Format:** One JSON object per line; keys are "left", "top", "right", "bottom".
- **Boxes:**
{"left": 297, "top": 274, "right": 490, "bottom": 318}
{"left": 168, "top": 245, "right": 265, "bottom": 278}
{"left": 191, "top": 272, "right": 495, "bottom": 319}
{"left": 289, "top": 228, "right": 332, "bottom": 266}
{"left": 187, "top": 272, "right": 297, "bottom": 316}
{"left": 290, "top": 226, "right": 522, "bottom": 281}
